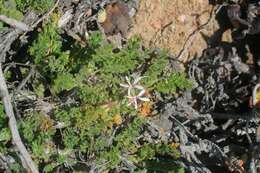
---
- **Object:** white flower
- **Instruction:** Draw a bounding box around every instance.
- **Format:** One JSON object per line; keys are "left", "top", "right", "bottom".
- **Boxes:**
{"left": 120, "top": 75, "right": 150, "bottom": 109}
{"left": 120, "top": 76, "right": 144, "bottom": 95}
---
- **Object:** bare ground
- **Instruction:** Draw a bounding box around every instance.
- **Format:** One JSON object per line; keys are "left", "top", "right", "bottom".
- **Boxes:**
{"left": 128, "top": 0, "right": 232, "bottom": 62}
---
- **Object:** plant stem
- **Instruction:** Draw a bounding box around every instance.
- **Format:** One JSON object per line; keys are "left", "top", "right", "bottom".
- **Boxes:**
{"left": 0, "top": 63, "right": 39, "bottom": 173}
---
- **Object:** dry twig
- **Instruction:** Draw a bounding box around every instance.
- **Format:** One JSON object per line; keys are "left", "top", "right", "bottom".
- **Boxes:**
{"left": 0, "top": 63, "right": 39, "bottom": 173}
{"left": 20, "top": 0, "right": 60, "bottom": 38}
{"left": 0, "top": 30, "right": 21, "bottom": 63}
{"left": 0, "top": 154, "right": 12, "bottom": 173}
{"left": 16, "top": 65, "right": 35, "bottom": 92}
{"left": 0, "top": 15, "right": 30, "bottom": 31}
{"left": 176, "top": 5, "right": 222, "bottom": 63}
{"left": 31, "top": 0, "right": 60, "bottom": 29}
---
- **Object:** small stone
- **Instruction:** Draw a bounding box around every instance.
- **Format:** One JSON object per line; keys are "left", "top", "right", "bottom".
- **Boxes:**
{"left": 197, "top": 13, "right": 209, "bottom": 25}
{"left": 85, "top": 8, "right": 92, "bottom": 17}
{"left": 97, "top": 9, "right": 107, "bottom": 23}
{"left": 222, "top": 29, "right": 233, "bottom": 43}
{"left": 178, "top": 14, "right": 187, "bottom": 24}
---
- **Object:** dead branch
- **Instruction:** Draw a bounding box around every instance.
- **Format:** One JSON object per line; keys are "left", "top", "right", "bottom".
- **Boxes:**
{"left": 0, "top": 29, "right": 21, "bottom": 63}
{"left": 19, "top": 0, "right": 60, "bottom": 39}
{"left": 0, "top": 154, "right": 12, "bottom": 173}
{"left": 170, "top": 115, "right": 196, "bottom": 139}
{"left": 16, "top": 65, "right": 35, "bottom": 92}
{"left": 0, "top": 63, "right": 39, "bottom": 173}
{"left": 0, "top": 15, "right": 30, "bottom": 31}
{"left": 31, "top": 0, "right": 60, "bottom": 29}
{"left": 0, "top": 0, "right": 59, "bottom": 62}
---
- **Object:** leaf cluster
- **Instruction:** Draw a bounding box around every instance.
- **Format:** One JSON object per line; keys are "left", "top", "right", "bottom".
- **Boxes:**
{"left": 0, "top": 21, "right": 192, "bottom": 172}
{"left": 0, "top": 0, "right": 23, "bottom": 30}
{"left": 0, "top": 0, "right": 54, "bottom": 31}
{"left": 15, "top": 0, "right": 53, "bottom": 13}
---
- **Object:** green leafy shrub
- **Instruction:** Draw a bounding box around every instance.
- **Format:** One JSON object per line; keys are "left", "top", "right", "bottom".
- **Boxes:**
{"left": 0, "top": 0, "right": 53, "bottom": 31}
{"left": 0, "top": 0, "right": 23, "bottom": 20}
{"left": 0, "top": 103, "right": 11, "bottom": 153}
{"left": 0, "top": 21, "right": 192, "bottom": 172}
{"left": 15, "top": 0, "right": 53, "bottom": 13}
{"left": 20, "top": 112, "right": 56, "bottom": 162}
{"left": 156, "top": 73, "right": 193, "bottom": 94}
{"left": 29, "top": 23, "right": 70, "bottom": 76}
{"left": 0, "top": 0, "right": 23, "bottom": 31}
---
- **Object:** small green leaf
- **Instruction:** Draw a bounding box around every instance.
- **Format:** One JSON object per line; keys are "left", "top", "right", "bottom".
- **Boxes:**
{"left": 52, "top": 72, "right": 76, "bottom": 94}
{"left": 0, "top": 128, "right": 11, "bottom": 142}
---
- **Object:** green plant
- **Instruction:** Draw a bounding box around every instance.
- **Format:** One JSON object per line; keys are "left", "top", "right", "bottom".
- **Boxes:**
{"left": 0, "top": 103, "right": 11, "bottom": 153}
{"left": 29, "top": 23, "right": 70, "bottom": 76}
{"left": 0, "top": 21, "right": 191, "bottom": 172}
{"left": 0, "top": 0, "right": 23, "bottom": 20}
{"left": 15, "top": 0, "right": 53, "bottom": 13}
{"left": 0, "top": 0, "right": 54, "bottom": 31}
{"left": 0, "top": 0, "right": 24, "bottom": 31}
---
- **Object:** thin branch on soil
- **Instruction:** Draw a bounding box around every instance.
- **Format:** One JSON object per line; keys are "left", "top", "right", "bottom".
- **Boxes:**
{"left": 246, "top": 121, "right": 257, "bottom": 173}
{"left": 0, "top": 30, "right": 21, "bottom": 62}
{"left": 16, "top": 65, "right": 35, "bottom": 92}
{"left": 0, "top": 154, "right": 12, "bottom": 173}
{"left": 170, "top": 115, "right": 196, "bottom": 139}
{"left": 3, "top": 62, "right": 32, "bottom": 68}
{"left": 108, "top": 127, "right": 118, "bottom": 145}
{"left": 20, "top": 0, "right": 60, "bottom": 39}
{"left": 0, "top": 0, "right": 60, "bottom": 61}
{"left": 31, "top": 0, "right": 60, "bottom": 29}
{"left": 0, "top": 63, "right": 39, "bottom": 173}
{"left": 3, "top": 62, "right": 31, "bottom": 74}
{"left": 149, "top": 21, "right": 174, "bottom": 47}
{"left": 0, "top": 15, "right": 30, "bottom": 31}
{"left": 176, "top": 5, "right": 223, "bottom": 63}
{"left": 171, "top": 116, "right": 230, "bottom": 163}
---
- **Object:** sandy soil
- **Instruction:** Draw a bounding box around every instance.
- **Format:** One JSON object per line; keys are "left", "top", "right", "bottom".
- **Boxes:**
{"left": 128, "top": 0, "right": 231, "bottom": 62}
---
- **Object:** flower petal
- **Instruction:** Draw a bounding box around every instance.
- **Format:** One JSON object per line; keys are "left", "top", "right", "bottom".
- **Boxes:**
{"left": 138, "top": 97, "right": 150, "bottom": 102}
{"left": 134, "top": 99, "right": 138, "bottom": 109}
{"left": 133, "top": 76, "right": 142, "bottom": 85}
{"left": 134, "top": 85, "right": 145, "bottom": 90}
{"left": 120, "top": 83, "right": 129, "bottom": 88}
{"left": 125, "top": 76, "right": 131, "bottom": 84}
{"left": 133, "top": 76, "right": 147, "bottom": 85}
{"left": 137, "top": 90, "right": 146, "bottom": 97}
{"left": 126, "top": 95, "right": 134, "bottom": 99}
{"left": 127, "top": 88, "right": 132, "bottom": 97}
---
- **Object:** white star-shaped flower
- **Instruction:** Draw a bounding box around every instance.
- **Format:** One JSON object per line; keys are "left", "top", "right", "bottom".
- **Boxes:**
{"left": 120, "top": 75, "right": 150, "bottom": 109}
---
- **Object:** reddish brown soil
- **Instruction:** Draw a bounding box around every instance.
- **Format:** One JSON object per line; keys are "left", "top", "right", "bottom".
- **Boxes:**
{"left": 128, "top": 0, "right": 232, "bottom": 62}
